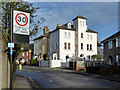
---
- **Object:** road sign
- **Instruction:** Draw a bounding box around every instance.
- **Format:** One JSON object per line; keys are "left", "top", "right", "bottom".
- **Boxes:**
{"left": 13, "top": 10, "right": 30, "bottom": 35}
{"left": 10, "top": 47, "right": 13, "bottom": 55}
{"left": 8, "top": 43, "right": 14, "bottom": 48}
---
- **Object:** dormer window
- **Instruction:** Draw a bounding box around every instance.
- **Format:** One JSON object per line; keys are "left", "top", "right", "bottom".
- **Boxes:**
{"left": 67, "top": 22, "right": 71, "bottom": 29}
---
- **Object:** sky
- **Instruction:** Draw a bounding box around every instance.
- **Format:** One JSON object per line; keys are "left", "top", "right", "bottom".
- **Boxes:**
{"left": 31, "top": 2, "right": 118, "bottom": 42}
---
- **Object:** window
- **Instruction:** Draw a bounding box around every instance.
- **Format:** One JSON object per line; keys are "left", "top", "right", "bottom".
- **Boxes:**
{"left": 90, "top": 44, "right": 92, "bottom": 50}
{"left": 118, "top": 37, "right": 120, "bottom": 47}
{"left": 87, "top": 55, "right": 90, "bottom": 60}
{"left": 116, "top": 55, "right": 119, "bottom": 65}
{"left": 64, "top": 32, "right": 67, "bottom": 39}
{"left": 56, "top": 42, "right": 58, "bottom": 49}
{"left": 90, "top": 35, "right": 92, "bottom": 40}
{"left": 83, "top": 21, "right": 84, "bottom": 27}
{"left": 116, "top": 38, "right": 118, "bottom": 47}
{"left": 68, "top": 43, "right": 70, "bottom": 49}
{"left": 22, "top": 52, "right": 24, "bottom": 56}
{"left": 68, "top": 32, "right": 71, "bottom": 38}
{"left": 87, "top": 44, "right": 89, "bottom": 50}
{"left": 64, "top": 43, "right": 67, "bottom": 49}
{"left": 81, "top": 33, "right": 83, "bottom": 38}
{"left": 80, "top": 21, "right": 82, "bottom": 27}
{"left": 81, "top": 43, "right": 83, "bottom": 49}
{"left": 108, "top": 41, "right": 112, "bottom": 49}
{"left": 26, "top": 59, "right": 28, "bottom": 61}
{"left": 27, "top": 52, "right": 28, "bottom": 56}
{"left": 87, "top": 35, "right": 89, "bottom": 40}
{"left": 52, "top": 44, "right": 54, "bottom": 51}
{"left": 67, "top": 23, "right": 71, "bottom": 29}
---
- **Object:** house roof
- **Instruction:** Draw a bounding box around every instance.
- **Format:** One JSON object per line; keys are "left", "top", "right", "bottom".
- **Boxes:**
{"left": 97, "top": 41, "right": 101, "bottom": 46}
{"left": 72, "top": 15, "right": 87, "bottom": 21}
{"left": 33, "top": 33, "right": 50, "bottom": 41}
{"left": 86, "top": 29, "right": 98, "bottom": 33}
{"left": 101, "top": 31, "right": 120, "bottom": 43}
{"left": 50, "top": 23, "right": 76, "bottom": 34}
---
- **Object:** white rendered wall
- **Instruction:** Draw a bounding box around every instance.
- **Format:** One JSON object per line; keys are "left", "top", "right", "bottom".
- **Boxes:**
{"left": 50, "top": 60, "right": 61, "bottom": 68}
{"left": 59, "top": 29, "right": 75, "bottom": 61}
{"left": 73, "top": 18, "right": 97, "bottom": 59}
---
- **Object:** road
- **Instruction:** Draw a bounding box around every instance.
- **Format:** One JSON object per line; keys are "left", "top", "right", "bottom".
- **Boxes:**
{"left": 15, "top": 66, "right": 119, "bottom": 88}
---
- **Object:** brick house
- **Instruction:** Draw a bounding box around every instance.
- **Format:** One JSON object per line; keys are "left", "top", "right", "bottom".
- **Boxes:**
{"left": 18, "top": 50, "right": 33, "bottom": 64}
{"left": 101, "top": 31, "right": 120, "bottom": 65}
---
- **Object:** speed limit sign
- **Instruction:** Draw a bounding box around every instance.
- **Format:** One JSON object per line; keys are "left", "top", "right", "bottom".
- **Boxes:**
{"left": 13, "top": 10, "right": 30, "bottom": 35}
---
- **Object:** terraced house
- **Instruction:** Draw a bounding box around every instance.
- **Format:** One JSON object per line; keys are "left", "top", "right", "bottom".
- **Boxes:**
{"left": 101, "top": 31, "right": 120, "bottom": 65}
{"left": 50, "top": 15, "right": 98, "bottom": 61}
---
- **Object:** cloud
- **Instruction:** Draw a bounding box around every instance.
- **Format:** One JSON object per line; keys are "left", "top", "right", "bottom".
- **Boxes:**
{"left": 24, "top": 0, "right": 120, "bottom": 2}
{"left": 32, "top": 2, "right": 118, "bottom": 42}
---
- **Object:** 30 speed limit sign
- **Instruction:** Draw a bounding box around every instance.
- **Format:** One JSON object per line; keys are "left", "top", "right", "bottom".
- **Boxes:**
{"left": 13, "top": 10, "right": 30, "bottom": 35}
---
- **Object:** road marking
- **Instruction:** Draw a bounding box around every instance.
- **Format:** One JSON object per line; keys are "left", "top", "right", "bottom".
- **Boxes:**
{"left": 48, "top": 74, "right": 55, "bottom": 77}
{"left": 49, "top": 80, "right": 54, "bottom": 83}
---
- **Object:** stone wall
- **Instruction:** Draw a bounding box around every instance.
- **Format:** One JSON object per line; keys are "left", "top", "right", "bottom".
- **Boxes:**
{"left": 0, "top": 39, "right": 10, "bottom": 89}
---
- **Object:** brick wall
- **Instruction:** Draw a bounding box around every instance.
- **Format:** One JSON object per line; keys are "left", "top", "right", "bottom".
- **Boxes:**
{"left": 104, "top": 40, "right": 120, "bottom": 65}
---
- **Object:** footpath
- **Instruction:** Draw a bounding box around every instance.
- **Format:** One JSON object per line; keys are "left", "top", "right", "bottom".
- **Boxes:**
{"left": 12, "top": 73, "right": 39, "bottom": 89}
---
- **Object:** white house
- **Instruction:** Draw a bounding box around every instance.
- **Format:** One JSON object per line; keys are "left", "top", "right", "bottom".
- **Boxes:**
{"left": 50, "top": 15, "right": 97, "bottom": 61}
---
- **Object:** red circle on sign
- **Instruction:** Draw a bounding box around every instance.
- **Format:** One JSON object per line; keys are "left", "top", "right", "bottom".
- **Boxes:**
{"left": 15, "top": 13, "right": 28, "bottom": 26}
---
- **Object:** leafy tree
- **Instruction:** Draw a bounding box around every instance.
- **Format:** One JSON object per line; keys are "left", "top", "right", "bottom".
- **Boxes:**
{"left": 1, "top": 1, "right": 45, "bottom": 62}
{"left": 92, "top": 54, "right": 103, "bottom": 60}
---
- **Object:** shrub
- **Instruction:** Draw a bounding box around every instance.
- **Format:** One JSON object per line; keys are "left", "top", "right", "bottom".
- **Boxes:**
{"left": 13, "top": 61, "right": 17, "bottom": 73}
{"left": 91, "top": 54, "right": 103, "bottom": 60}
{"left": 99, "top": 66, "right": 119, "bottom": 75}
{"left": 31, "top": 59, "right": 37, "bottom": 64}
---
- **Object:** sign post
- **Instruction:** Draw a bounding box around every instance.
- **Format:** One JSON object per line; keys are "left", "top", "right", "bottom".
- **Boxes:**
{"left": 9, "top": 7, "right": 30, "bottom": 90}
{"left": 10, "top": 4, "right": 13, "bottom": 90}
{"left": 13, "top": 10, "right": 30, "bottom": 43}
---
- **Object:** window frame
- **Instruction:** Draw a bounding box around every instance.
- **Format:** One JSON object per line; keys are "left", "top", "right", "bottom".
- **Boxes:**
{"left": 68, "top": 43, "right": 70, "bottom": 49}
{"left": 87, "top": 44, "right": 89, "bottom": 50}
{"left": 81, "top": 33, "right": 83, "bottom": 38}
{"left": 64, "top": 42, "right": 67, "bottom": 49}
{"left": 81, "top": 43, "right": 83, "bottom": 50}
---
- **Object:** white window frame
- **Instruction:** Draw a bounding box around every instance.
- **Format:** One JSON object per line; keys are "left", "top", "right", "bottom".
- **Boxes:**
{"left": 64, "top": 32, "right": 67, "bottom": 39}
{"left": 87, "top": 35, "right": 89, "bottom": 40}
{"left": 22, "top": 52, "right": 24, "bottom": 56}
{"left": 108, "top": 41, "right": 112, "bottom": 49}
{"left": 27, "top": 52, "right": 29, "bottom": 56}
{"left": 68, "top": 32, "right": 71, "bottom": 39}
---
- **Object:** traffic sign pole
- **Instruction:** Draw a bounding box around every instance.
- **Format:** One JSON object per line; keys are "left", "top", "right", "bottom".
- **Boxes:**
{"left": 10, "top": 4, "right": 13, "bottom": 90}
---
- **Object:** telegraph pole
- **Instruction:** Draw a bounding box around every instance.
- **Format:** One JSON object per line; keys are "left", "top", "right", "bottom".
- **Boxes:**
{"left": 10, "top": 4, "right": 13, "bottom": 90}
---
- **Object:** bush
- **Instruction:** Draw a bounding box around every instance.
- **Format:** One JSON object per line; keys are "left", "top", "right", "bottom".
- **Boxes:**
{"left": 92, "top": 54, "right": 103, "bottom": 60}
{"left": 31, "top": 59, "right": 37, "bottom": 64}
{"left": 13, "top": 61, "right": 17, "bottom": 73}
{"left": 99, "top": 66, "right": 119, "bottom": 75}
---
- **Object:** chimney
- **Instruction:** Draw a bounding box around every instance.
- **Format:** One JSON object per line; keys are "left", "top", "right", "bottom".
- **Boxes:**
{"left": 56, "top": 24, "right": 61, "bottom": 28}
{"left": 43, "top": 26, "right": 49, "bottom": 35}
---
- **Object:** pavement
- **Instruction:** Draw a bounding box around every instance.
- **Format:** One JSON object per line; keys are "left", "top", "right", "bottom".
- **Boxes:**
{"left": 12, "top": 73, "right": 39, "bottom": 89}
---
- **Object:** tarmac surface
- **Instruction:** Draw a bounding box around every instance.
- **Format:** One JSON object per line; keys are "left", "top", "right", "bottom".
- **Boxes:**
{"left": 14, "top": 66, "right": 119, "bottom": 89}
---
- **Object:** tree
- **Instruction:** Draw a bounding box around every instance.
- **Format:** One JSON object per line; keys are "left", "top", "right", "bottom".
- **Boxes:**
{"left": 1, "top": 1, "right": 45, "bottom": 62}
{"left": 92, "top": 54, "right": 103, "bottom": 60}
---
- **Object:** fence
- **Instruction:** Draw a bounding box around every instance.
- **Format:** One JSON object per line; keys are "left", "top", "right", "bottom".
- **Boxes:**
{"left": 39, "top": 60, "right": 61, "bottom": 68}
